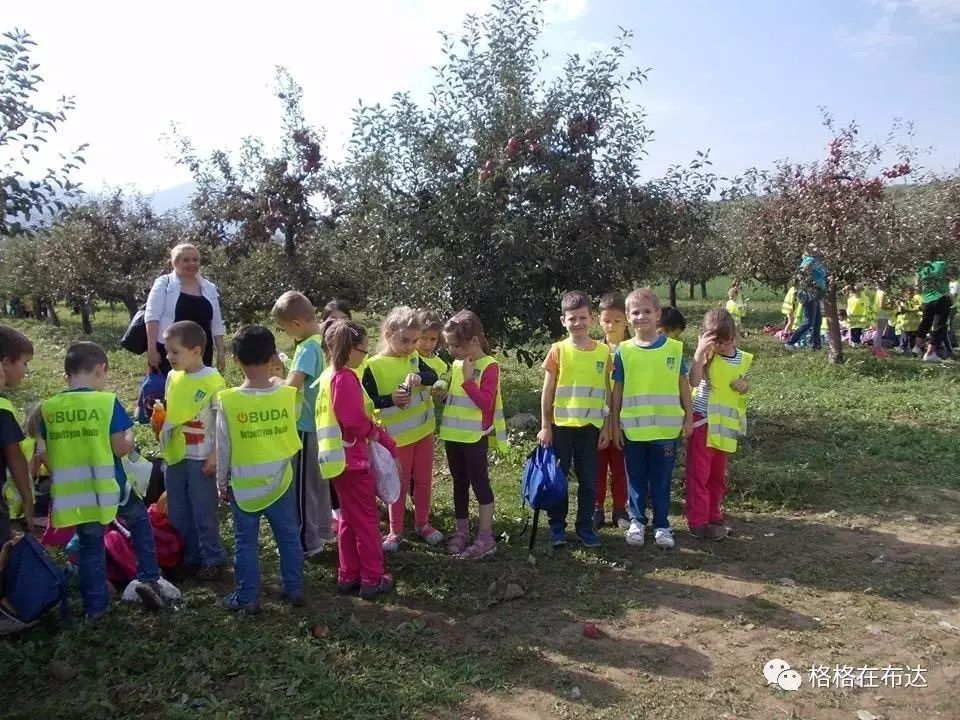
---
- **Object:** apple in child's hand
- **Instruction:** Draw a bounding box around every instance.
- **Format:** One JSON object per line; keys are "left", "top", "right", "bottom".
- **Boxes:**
{"left": 311, "top": 624, "right": 330, "bottom": 639}
{"left": 582, "top": 622, "right": 600, "bottom": 639}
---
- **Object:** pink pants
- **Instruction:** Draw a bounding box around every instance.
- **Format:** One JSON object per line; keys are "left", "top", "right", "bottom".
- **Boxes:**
{"left": 684, "top": 417, "right": 729, "bottom": 528}
{"left": 331, "top": 468, "right": 384, "bottom": 587}
{"left": 389, "top": 433, "right": 435, "bottom": 534}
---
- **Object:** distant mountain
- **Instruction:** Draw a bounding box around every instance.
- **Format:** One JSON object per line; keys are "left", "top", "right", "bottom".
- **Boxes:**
{"left": 150, "top": 182, "right": 196, "bottom": 213}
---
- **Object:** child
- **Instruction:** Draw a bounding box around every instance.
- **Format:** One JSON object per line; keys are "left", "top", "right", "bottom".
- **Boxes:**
{"left": 158, "top": 320, "right": 228, "bottom": 579}
{"left": 321, "top": 299, "right": 352, "bottom": 322}
{"left": 38, "top": 341, "right": 166, "bottom": 617}
{"left": 538, "top": 291, "right": 609, "bottom": 548}
{"left": 438, "top": 310, "right": 506, "bottom": 559}
{"left": 271, "top": 291, "right": 336, "bottom": 558}
{"left": 0, "top": 326, "right": 34, "bottom": 542}
{"left": 416, "top": 309, "right": 450, "bottom": 395}
{"left": 363, "top": 307, "right": 441, "bottom": 551}
{"left": 896, "top": 287, "right": 923, "bottom": 355}
{"left": 780, "top": 286, "right": 802, "bottom": 339}
{"left": 725, "top": 287, "right": 744, "bottom": 334}
{"left": 611, "top": 288, "right": 693, "bottom": 550}
{"left": 216, "top": 326, "right": 304, "bottom": 613}
{"left": 686, "top": 309, "right": 751, "bottom": 541}
{"left": 315, "top": 320, "right": 397, "bottom": 598}
{"left": 872, "top": 286, "right": 891, "bottom": 358}
{"left": 4, "top": 404, "right": 45, "bottom": 531}
{"left": 846, "top": 286, "right": 868, "bottom": 347}
{"left": 594, "top": 294, "right": 629, "bottom": 530}
{"left": 658, "top": 306, "right": 687, "bottom": 340}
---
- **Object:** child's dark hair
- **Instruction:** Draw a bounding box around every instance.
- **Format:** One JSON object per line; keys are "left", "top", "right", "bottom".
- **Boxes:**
{"left": 65, "top": 341, "right": 109, "bottom": 376}
{"left": 659, "top": 306, "right": 686, "bottom": 333}
{"left": 321, "top": 298, "right": 352, "bottom": 321}
{"left": 561, "top": 290, "right": 591, "bottom": 314}
{"left": 163, "top": 320, "right": 208, "bottom": 352}
{"left": 23, "top": 403, "right": 42, "bottom": 439}
{"left": 599, "top": 293, "right": 626, "bottom": 313}
{"left": 324, "top": 320, "right": 367, "bottom": 370}
{"left": 702, "top": 308, "right": 736, "bottom": 341}
{"left": 417, "top": 309, "right": 444, "bottom": 333}
{"left": 232, "top": 325, "right": 276, "bottom": 366}
{"left": 443, "top": 310, "right": 491, "bottom": 354}
{"left": 0, "top": 325, "right": 34, "bottom": 361}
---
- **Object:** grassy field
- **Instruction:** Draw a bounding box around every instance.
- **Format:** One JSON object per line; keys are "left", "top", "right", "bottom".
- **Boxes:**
{"left": 2, "top": 295, "right": 959, "bottom": 720}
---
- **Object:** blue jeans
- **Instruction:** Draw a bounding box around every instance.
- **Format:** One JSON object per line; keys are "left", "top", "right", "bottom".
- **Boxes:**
{"left": 547, "top": 424, "right": 599, "bottom": 535}
{"left": 165, "top": 458, "right": 227, "bottom": 567}
{"left": 624, "top": 440, "right": 677, "bottom": 530}
{"left": 789, "top": 296, "right": 823, "bottom": 349}
{"left": 75, "top": 494, "right": 160, "bottom": 617}
{"left": 229, "top": 484, "right": 303, "bottom": 606}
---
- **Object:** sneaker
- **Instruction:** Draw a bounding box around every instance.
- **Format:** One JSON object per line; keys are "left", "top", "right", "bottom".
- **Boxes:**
{"left": 625, "top": 520, "right": 645, "bottom": 547}
{"left": 575, "top": 529, "right": 602, "bottom": 548}
{"left": 592, "top": 507, "right": 605, "bottom": 530}
{"left": 550, "top": 526, "right": 567, "bottom": 547}
{"left": 135, "top": 581, "right": 165, "bottom": 612}
{"left": 281, "top": 590, "right": 306, "bottom": 607}
{"left": 784, "top": 343, "right": 799, "bottom": 352}
{"left": 337, "top": 579, "right": 361, "bottom": 596}
{"left": 923, "top": 353, "right": 942, "bottom": 363}
{"left": 195, "top": 564, "right": 222, "bottom": 581}
{"left": 359, "top": 574, "right": 395, "bottom": 601}
{"left": 689, "top": 524, "right": 729, "bottom": 541}
{"left": 416, "top": 525, "right": 444, "bottom": 546}
{"left": 222, "top": 591, "right": 261, "bottom": 615}
{"left": 654, "top": 528, "right": 675, "bottom": 549}
{"left": 612, "top": 508, "right": 630, "bottom": 530}
{"left": 382, "top": 533, "right": 402, "bottom": 552}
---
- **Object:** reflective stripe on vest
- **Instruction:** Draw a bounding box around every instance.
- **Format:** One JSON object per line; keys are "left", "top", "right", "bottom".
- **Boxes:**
{"left": 220, "top": 386, "right": 300, "bottom": 512}
{"left": 160, "top": 368, "right": 225, "bottom": 464}
{"left": 313, "top": 367, "right": 357, "bottom": 479}
{"left": 705, "top": 351, "right": 753, "bottom": 453}
{"left": 41, "top": 391, "right": 120, "bottom": 528}
{"left": 367, "top": 353, "right": 435, "bottom": 446}
{"left": 438, "top": 356, "right": 507, "bottom": 449}
{"left": 553, "top": 340, "right": 608, "bottom": 429}
{"left": 618, "top": 338, "right": 684, "bottom": 442}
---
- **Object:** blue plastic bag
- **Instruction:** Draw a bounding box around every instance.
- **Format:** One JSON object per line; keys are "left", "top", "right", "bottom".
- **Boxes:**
{"left": 136, "top": 369, "right": 166, "bottom": 424}
{"left": 520, "top": 447, "right": 567, "bottom": 550}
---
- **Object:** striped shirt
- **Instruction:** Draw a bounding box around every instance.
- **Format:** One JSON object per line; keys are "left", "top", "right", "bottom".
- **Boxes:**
{"left": 692, "top": 349, "right": 749, "bottom": 416}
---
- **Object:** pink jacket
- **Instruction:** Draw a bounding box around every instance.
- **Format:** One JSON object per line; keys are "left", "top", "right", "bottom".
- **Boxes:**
{"left": 331, "top": 367, "right": 398, "bottom": 472}
{"left": 462, "top": 362, "right": 500, "bottom": 431}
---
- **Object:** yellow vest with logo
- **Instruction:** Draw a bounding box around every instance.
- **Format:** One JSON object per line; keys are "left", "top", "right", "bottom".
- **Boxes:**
{"left": 438, "top": 356, "right": 507, "bottom": 450}
{"left": 220, "top": 386, "right": 301, "bottom": 512}
{"left": 42, "top": 391, "right": 120, "bottom": 528}
{"left": 846, "top": 293, "right": 869, "bottom": 328}
{"left": 705, "top": 351, "right": 753, "bottom": 453}
{"left": 553, "top": 340, "right": 609, "bottom": 429}
{"left": 313, "top": 367, "right": 354, "bottom": 479}
{"left": 421, "top": 354, "right": 449, "bottom": 382}
{"left": 160, "top": 369, "right": 226, "bottom": 464}
{"left": 367, "top": 353, "right": 434, "bottom": 447}
{"left": 618, "top": 339, "right": 684, "bottom": 442}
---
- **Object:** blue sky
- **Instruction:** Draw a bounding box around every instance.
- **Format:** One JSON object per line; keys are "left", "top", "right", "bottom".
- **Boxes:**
{"left": 7, "top": 0, "right": 959, "bottom": 194}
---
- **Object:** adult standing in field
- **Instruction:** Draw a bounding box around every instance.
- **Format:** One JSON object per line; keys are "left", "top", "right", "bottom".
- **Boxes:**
{"left": 914, "top": 252, "right": 953, "bottom": 363}
{"left": 145, "top": 244, "right": 226, "bottom": 375}
{"left": 784, "top": 248, "right": 827, "bottom": 352}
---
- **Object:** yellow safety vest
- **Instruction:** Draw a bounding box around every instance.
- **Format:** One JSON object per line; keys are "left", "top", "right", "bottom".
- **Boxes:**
{"left": 421, "top": 354, "right": 449, "bottom": 382}
{"left": 896, "top": 295, "right": 922, "bottom": 333}
{"left": 438, "top": 356, "right": 507, "bottom": 450}
{"left": 1, "top": 398, "right": 32, "bottom": 519}
{"left": 553, "top": 340, "right": 609, "bottom": 429}
{"left": 42, "top": 391, "right": 120, "bottom": 528}
{"left": 313, "top": 367, "right": 351, "bottom": 479}
{"left": 219, "top": 386, "right": 301, "bottom": 512}
{"left": 618, "top": 338, "right": 684, "bottom": 442}
{"left": 160, "top": 369, "right": 225, "bottom": 464}
{"left": 367, "top": 353, "right": 434, "bottom": 447}
{"left": 873, "top": 289, "right": 887, "bottom": 320}
{"left": 781, "top": 288, "right": 796, "bottom": 316}
{"left": 705, "top": 351, "right": 753, "bottom": 453}
{"left": 725, "top": 299, "right": 743, "bottom": 327}
{"left": 846, "top": 293, "right": 869, "bottom": 328}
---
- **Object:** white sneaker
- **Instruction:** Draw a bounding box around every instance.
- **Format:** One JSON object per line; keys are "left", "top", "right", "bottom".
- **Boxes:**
{"left": 784, "top": 343, "right": 799, "bottom": 352}
{"left": 654, "top": 528, "right": 675, "bottom": 549}
{"left": 625, "top": 520, "right": 645, "bottom": 547}
{"left": 923, "top": 353, "right": 942, "bottom": 364}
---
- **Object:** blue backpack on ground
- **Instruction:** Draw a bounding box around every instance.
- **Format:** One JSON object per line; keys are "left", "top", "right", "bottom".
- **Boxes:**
{"left": 520, "top": 446, "right": 567, "bottom": 550}
{"left": 0, "top": 534, "right": 71, "bottom": 634}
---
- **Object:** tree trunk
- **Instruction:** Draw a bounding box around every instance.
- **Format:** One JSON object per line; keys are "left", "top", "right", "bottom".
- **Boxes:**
{"left": 80, "top": 303, "right": 93, "bottom": 335}
{"left": 823, "top": 288, "right": 844, "bottom": 365}
{"left": 284, "top": 226, "right": 296, "bottom": 259}
{"left": 46, "top": 301, "right": 60, "bottom": 328}
{"left": 700, "top": 281, "right": 707, "bottom": 299}
{"left": 668, "top": 280, "right": 679, "bottom": 308}
{"left": 688, "top": 282, "right": 695, "bottom": 300}
{"left": 123, "top": 295, "right": 139, "bottom": 319}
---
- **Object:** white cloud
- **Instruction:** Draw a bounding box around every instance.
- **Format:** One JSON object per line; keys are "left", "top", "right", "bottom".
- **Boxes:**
{"left": 544, "top": 0, "right": 589, "bottom": 24}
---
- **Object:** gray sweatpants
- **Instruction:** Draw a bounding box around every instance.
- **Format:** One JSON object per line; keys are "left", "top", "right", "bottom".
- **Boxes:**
{"left": 292, "top": 431, "right": 334, "bottom": 552}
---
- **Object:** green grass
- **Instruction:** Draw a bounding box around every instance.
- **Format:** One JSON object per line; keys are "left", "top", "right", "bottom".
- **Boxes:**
{"left": 1, "top": 298, "right": 958, "bottom": 719}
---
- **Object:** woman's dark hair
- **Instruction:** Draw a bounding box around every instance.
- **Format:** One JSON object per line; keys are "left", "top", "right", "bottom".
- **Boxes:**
{"left": 232, "top": 325, "right": 276, "bottom": 366}
{"left": 321, "top": 298, "right": 352, "bottom": 321}
{"left": 442, "top": 310, "right": 491, "bottom": 354}
{"left": 324, "top": 320, "right": 367, "bottom": 370}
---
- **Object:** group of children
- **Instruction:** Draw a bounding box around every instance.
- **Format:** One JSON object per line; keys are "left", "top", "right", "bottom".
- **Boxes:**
{"left": 1, "top": 284, "right": 753, "bottom": 620}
